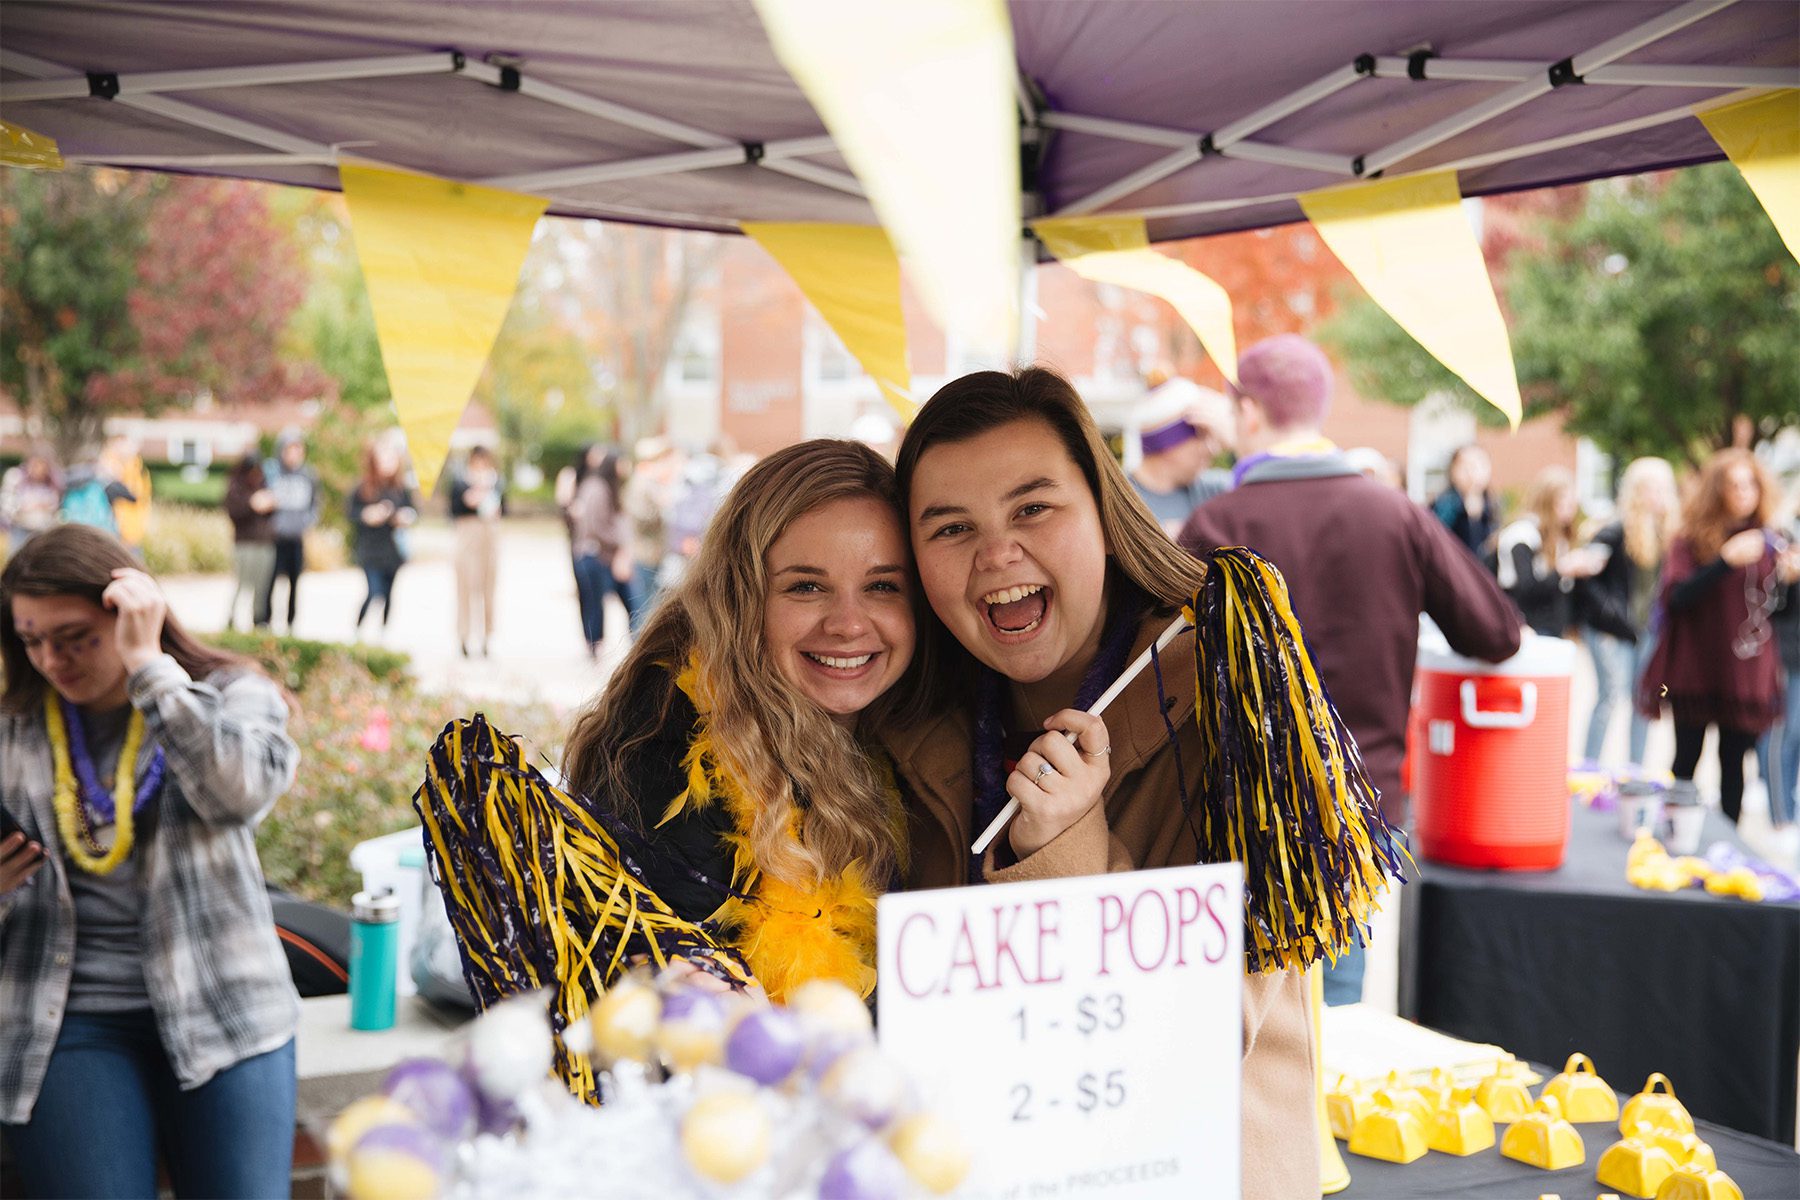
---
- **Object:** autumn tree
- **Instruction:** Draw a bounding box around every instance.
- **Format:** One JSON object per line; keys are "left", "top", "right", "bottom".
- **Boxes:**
{"left": 1321, "top": 165, "right": 1798, "bottom": 466}
{"left": 551, "top": 221, "right": 719, "bottom": 444}
{"left": 1, "top": 168, "right": 157, "bottom": 459}
{"left": 1, "top": 169, "right": 319, "bottom": 460}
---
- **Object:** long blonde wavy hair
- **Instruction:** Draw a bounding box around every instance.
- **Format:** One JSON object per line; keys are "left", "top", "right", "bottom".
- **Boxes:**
{"left": 1617, "top": 457, "right": 1680, "bottom": 569}
{"left": 561, "top": 439, "right": 921, "bottom": 889}
{"left": 894, "top": 366, "right": 1208, "bottom": 700}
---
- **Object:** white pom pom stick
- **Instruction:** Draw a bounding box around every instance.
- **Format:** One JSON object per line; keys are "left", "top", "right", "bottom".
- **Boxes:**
{"left": 970, "top": 613, "right": 1191, "bottom": 857}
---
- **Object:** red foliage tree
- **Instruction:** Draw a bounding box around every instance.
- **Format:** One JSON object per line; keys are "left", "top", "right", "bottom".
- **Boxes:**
{"left": 96, "top": 177, "right": 325, "bottom": 411}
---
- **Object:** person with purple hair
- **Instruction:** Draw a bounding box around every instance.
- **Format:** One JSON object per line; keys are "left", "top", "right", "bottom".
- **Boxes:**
{"left": 1181, "top": 333, "right": 1522, "bottom": 1005}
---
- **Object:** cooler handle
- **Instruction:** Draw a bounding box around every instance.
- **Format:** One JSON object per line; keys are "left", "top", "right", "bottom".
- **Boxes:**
{"left": 1460, "top": 679, "right": 1536, "bottom": 729}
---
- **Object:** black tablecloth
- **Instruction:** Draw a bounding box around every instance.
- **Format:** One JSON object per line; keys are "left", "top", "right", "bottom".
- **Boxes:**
{"left": 1339, "top": 1108, "right": 1800, "bottom": 1200}
{"left": 1399, "top": 801, "right": 1800, "bottom": 1142}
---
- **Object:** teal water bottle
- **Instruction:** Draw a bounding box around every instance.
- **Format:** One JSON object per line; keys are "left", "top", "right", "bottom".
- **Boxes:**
{"left": 349, "top": 888, "right": 401, "bottom": 1031}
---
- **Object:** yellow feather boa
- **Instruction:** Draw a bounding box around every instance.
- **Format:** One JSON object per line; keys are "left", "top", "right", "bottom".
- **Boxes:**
{"left": 663, "top": 660, "right": 899, "bottom": 1001}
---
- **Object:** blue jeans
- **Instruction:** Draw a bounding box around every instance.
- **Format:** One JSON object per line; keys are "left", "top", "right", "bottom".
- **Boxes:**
{"left": 1756, "top": 671, "right": 1800, "bottom": 828}
{"left": 1322, "top": 940, "right": 1366, "bottom": 1007}
{"left": 627, "top": 562, "right": 660, "bottom": 634}
{"left": 1583, "top": 628, "right": 1655, "bottom": 765}
{"left": 2, "top": 1009, "right": 296, "bottom": 1198}
{"left": 572, "top": 553, "right": 613, "bottom": 648}
{"left": 357, "top": 564, "right": 400, "bottom": 627}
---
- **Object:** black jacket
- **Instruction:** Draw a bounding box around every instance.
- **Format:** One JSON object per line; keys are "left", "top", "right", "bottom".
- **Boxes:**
{"left": 583, "top": 680, "right": 734, "bottom": 924}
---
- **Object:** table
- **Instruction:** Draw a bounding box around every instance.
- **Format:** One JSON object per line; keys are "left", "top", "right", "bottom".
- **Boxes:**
{"left": 1339, "top": 1103, "right": 1800, "bottom": 1200}
{"left": 1399, "top": 801, "right": 1800, "bottom": 1142}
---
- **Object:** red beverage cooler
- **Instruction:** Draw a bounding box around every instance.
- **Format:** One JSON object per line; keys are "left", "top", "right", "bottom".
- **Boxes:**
{"left": 1413, "top": 632, "right": 1576, "bottom": 870}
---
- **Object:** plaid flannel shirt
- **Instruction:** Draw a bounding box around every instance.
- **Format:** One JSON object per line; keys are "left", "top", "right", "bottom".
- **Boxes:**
{"left": 0, "top": 655, "right": 300, "bottom": 1124}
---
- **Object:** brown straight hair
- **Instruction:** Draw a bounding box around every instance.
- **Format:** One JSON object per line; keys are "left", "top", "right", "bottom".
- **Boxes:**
{"left": 0, "top": 524, "right": 253, "bottom": 713}
{"left": 894, "top": 366, "right": 1209, "bottom": 700}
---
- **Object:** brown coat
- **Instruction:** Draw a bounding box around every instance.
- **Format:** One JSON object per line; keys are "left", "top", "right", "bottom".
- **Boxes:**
{"left": 882, "top": 612, "right": 1319, "bottom": 1200}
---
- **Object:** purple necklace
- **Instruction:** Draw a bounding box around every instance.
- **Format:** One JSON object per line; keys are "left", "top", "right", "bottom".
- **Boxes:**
{"left": 969, "top": 581, "right": 1146, "bottom": 881}
{"left": 60, "top": 698, "right": 166, "bottom": 826}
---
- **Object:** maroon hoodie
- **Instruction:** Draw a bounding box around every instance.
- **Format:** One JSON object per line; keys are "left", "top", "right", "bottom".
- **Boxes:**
{"left": 1181, "top": 452, "right": 1522, "bottom": 824}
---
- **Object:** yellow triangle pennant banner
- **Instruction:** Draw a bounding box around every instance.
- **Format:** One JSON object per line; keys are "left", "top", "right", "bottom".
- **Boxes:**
{"left": 755, "top": 0, "right": 1019, "bottom": 360}
{"left": 1033, "top": 215, "right": 1238, "bottom": 386}
{"left": 1700, "top": 89, "right": 1800, "bottom": 264}
{"left": 1300, "top": 171, "right": 1521, "bottom": 428}
{"left": 743, "top": 222, "right": 915, "bottom": 420}
{"left": 1, "top": 120, "right": 63, "bottom": 170}
{"left": 340, "top": 162, "right": 546, "bottom": 495}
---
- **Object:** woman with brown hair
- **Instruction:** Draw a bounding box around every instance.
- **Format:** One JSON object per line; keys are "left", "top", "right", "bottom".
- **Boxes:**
{"left": 552, "top": 438, "right": 921, "bottom": 1000}
{"left": 886, "top": 366, "right": 1398, "bottom": 1200}
{"left": 347, "top": 436, "right": 418, "bottom": 642}
{"left": 1639, "top": 448, "right": 1800, "bottom": 824}
{"left": 0, "top": 524, "right": 300, "bottom": 1197}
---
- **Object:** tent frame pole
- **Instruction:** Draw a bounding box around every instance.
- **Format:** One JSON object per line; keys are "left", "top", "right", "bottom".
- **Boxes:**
{"left": 1361, "top": 0, "right": 1737, "bottom": 174}
{"left": 1371, "top": 56, "right": 1796, "bottom": 90}
{"left": 483, "top": 134, "right": 839, "bottom": 192}
{"left": 0, "top": 52, "right": 461, "bottom": 103}
{"left": 1, "top": 45, "right": 861, "bottom": 203}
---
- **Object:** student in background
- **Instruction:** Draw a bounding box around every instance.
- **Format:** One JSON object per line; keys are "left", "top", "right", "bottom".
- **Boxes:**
{"left": 98, "top": 434, "right": 152, "bottom": 559}
{"left": 223, "top": 453, "right": 277, "bottom": 632}
{"left": 1639, "top": 449, "right": 1799, "bottom": 826}
{"left": 264, "top": 430, "right": 319, "bottom": 635}
{"left": 347, "top": 439, "right": 418, "bottom": 644}
{"left": 1579, "top": 457, "right": 1679, "bottom": 766}
{"left": 450, "top": 445, "right": 505, "bottom": 659}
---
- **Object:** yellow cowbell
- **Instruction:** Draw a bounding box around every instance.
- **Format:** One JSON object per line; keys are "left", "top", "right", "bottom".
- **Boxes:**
{"left": 1348, "top": 1090, "right": 1430, "bottom": 1165}
{"left": 1501, "top": 1095, "right": 1586, "bottom": 1170}
{"left": 1621, "top": 1074, "right": 1694, "bottom": 1137}
{"left": 1597, "top": 1124, "right": 1679, "bottom": 1199}
{"left": 1653, "top": 1162, "right": 1745, "bottom": 1200}
{"left": 1477, "top": 1060, "right": 1535, "bottom": 1124}
{"left": 1542, "top": 1052, "right": 1620, "bottom": 1123}
{"left": 1426, "top": 1087, "right": 1495, "bottom": 1156}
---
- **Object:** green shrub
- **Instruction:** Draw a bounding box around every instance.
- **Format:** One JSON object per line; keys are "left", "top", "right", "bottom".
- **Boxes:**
{"left": 147, "top": 465, "right": 228, "bottom": 508}
{"left": 246, "top": 637, "right": 562, "bottom": 907}
{"left": 142, "top": 504, "right": 234, "bottom": 575}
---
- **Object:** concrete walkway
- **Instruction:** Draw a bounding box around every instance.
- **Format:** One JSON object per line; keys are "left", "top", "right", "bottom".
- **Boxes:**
{"left": 160, "top": 516, "right": 629, "bottom": 714}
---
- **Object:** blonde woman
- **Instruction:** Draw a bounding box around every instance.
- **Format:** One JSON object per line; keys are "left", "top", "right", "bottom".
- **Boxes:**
{"left": 557, "top": 439, "right": 921, "bottom": 1000}
{"left": 1497, "top": 466, "right": 1604, "bottom": 637}
{"left": 1581, "top": 458, "right": 1680, "bottom": 764}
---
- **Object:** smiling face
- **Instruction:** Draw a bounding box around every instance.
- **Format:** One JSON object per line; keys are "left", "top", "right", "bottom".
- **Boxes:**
{"left": 10, "top": 593, "right": 128, "bottom": 710}
{"left": 909, "top": 418, "right": 1110, "bottom": 685}
{"left": 762, "top": 496, "right": 915, "bottom": 725}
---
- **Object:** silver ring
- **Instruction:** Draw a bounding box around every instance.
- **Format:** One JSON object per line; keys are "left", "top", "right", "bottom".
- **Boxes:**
{"left": 1081, "top": 745, "right": 1111, "bottom": 759}
{"left": 1033, "top": 761, "right": 1055, "bottom": 785}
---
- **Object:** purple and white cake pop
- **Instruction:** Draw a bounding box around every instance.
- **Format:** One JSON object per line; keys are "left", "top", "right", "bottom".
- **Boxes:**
{"left": 657, "top": 987, "right": 729, "bottom": 1072}
{"left": 384, "top": 1057, "right": 477, "bottom": 1142}
{"left": 724, "top": 1006, "right": 807, "bottom": 1086}
{"left": 818, "top": 1138, "right": 908, "bottom": 1200}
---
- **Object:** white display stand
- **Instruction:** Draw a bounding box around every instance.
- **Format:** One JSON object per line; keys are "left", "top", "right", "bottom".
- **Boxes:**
{"left": 877, "top": 863, "right": 1242, "bottom": 1199}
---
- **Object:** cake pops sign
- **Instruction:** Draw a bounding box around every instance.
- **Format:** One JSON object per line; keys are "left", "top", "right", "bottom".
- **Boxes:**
{"left": 877, "top": 863, "right": 1241, "bottom": 1198}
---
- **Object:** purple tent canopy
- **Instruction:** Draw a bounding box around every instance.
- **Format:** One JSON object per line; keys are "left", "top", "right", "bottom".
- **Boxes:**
{"left": 3, "top": 0, "right": 1795, "bottom": 244}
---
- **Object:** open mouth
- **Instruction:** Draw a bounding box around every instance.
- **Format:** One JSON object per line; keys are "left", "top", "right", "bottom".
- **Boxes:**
{"left": 802, "top": 651, "right": 877, "bottom": 674}
{"left": 981, "top": 584, "right": 1049, "bottom": 636}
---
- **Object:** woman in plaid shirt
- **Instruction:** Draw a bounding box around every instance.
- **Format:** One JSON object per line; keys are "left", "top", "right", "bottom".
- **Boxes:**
{"left": 0, "top": 524, "right": 300, "bottom": 1199}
